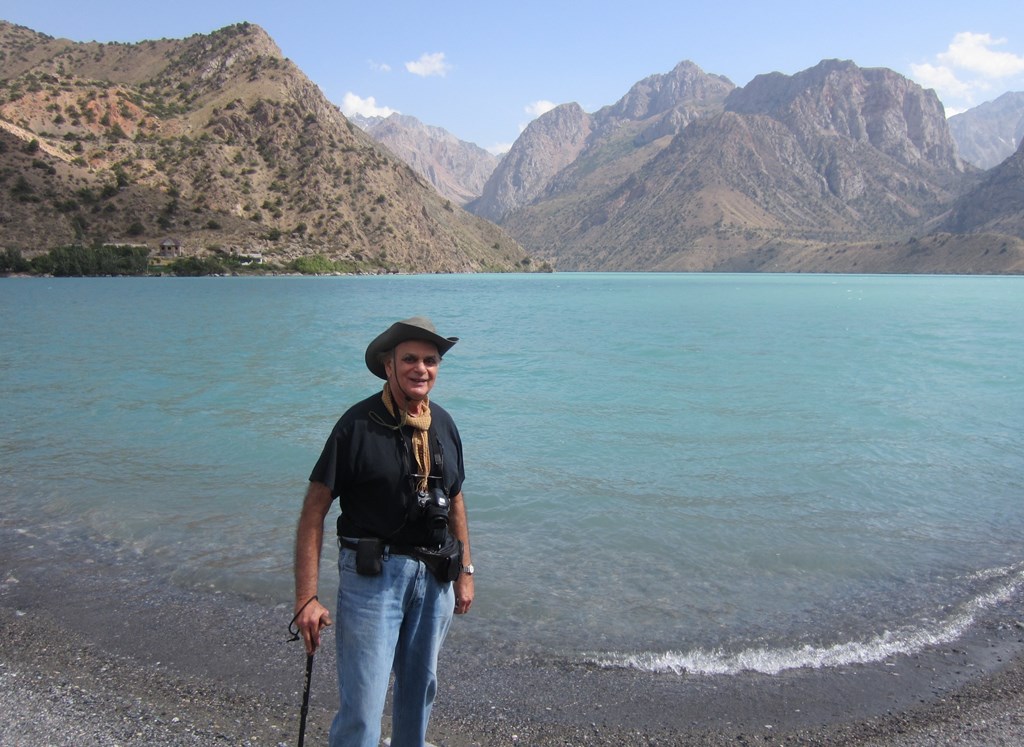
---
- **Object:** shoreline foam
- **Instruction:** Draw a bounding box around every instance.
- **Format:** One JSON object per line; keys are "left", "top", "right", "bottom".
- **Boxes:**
{"left": 3, "top": 525, "right": 1024, "bottom": 746}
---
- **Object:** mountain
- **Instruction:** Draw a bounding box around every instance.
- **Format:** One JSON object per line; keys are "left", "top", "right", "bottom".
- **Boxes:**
{"left": 948, "top": 92, "right": 1024, "bottom": 169}
{"left": 941, "top": 137, "right": 1024, "bottom": 238}
{"left": 468, "top": 61, "right": 734, "bottom": 223}
{"left": 350, "top": 113, "right": 499, "bottom": 206}
{"left": 0, "top": 21, "right": 530, "bottom": 273}
{"left": 468, "top": 101, "right": 594, "bottom": 224}
{"left": 474, "top": 59, "right": 1018, "bottom": 272}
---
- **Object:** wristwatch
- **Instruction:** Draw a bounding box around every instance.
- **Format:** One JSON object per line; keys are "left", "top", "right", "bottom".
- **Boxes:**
{"left": 461, "top": 563, "right": 474, "bottom": 576}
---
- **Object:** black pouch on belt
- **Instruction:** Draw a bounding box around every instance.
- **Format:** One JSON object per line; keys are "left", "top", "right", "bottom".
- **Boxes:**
{"left": 414, "top": 537, "right": 463, "bottom": 583}
{"left": 355, "top": 538, "right": 383, "bottom": 576}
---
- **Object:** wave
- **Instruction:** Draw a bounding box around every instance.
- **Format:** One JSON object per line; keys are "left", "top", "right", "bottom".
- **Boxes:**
{"left": 589, "top": 562, "right": 1024, "bottom": 676}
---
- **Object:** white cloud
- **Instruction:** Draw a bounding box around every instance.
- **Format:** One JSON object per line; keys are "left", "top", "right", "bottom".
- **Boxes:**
{"left": 340, "top": 93, "right": 398, "bottom": 118}
{"left": 405, "top": 52, "right": 451, "bottom": 77}
{"left": 487, "top": 142, "right": 513, "bottom": 156}
{"left": 525, "top": 100, "right": 558, "bottom": 118}
{"left": 908, "top": 62, "right": 972, "bottom": 99}
{"left": 938, "top": 32, "right": 1024, "bottom": 78}
{"left": 911, "top": 32, "right": 1024, "bottom": 112}
{"left": 369, "top": 60, "right": 392, "bottom": 73}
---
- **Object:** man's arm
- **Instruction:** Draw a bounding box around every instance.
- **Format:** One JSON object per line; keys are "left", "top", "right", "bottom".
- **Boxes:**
{"left": 448, "top": 490, "right": 474, "bottom": 614}
{"left": 293, "top": 480, "right": 334, "bottom": 654}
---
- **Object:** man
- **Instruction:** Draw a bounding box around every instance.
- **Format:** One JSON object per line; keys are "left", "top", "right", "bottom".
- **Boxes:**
{"left": 293, "top": 316, "right": 474, "bottom": 747}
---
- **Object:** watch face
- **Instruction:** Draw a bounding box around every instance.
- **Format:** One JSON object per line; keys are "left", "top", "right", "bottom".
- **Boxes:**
{"left": 463, "top": 564, "right": 474, "bottom": 575}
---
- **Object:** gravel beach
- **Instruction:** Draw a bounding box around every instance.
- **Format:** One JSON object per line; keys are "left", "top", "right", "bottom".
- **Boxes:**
{"left": 3, "top": 523, "right": 1024, "bottom": 747}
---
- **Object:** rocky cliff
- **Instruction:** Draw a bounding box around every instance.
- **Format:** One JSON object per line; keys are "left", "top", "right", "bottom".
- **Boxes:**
{"left": 941, "top": 137, "right": 1024, "bottom": 238}
{"left": 353, "top": 113, "right": 499, "bottom": 206}
{"left": 0, "top": 21, "right": 529, "bottom": 273}
{"left": 948, "top": 92, "right": 1024, "bottom": 170}
{"left": 468, "top": 102, "right": 593, "bottom": 223}
{"left": 480, "top": 59, "right": 1018, "bottom": 272}
{"left": 468, "top": 61, "right": 732, "bottom": 224}
{"left": 725, "top": 60, "right": 962, "bottom": 174}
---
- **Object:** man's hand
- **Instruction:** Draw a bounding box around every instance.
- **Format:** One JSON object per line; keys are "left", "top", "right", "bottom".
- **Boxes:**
{"left": 448, "top": 490, "right": 474, "bottom": 615}
{"left": 454, "top": 574, "right": 474, "bottom": 614}
{"left": 294, "top": 597, "right": 333, "bottom": 655}
{"left": 294, "top": 482, "right": 334, "bottom": 654}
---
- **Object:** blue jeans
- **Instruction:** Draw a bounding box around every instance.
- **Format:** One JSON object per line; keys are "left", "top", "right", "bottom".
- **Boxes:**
{"left": 329, "top": 543, "right": 455, "bottom": 747}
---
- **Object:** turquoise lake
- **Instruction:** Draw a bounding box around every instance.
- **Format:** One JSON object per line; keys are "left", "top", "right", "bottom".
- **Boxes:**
{"left": 2, "top": 273, "right": 1022, "bottom": 675}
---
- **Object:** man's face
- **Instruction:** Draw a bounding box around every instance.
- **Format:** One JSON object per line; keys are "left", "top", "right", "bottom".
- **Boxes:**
{"left": 385, "top": 340, "right": 440, "bottom": 401}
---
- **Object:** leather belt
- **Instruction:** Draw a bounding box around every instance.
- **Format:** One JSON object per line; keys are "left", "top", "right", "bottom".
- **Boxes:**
{"left": 338, "top": 537, "right": 432, "bottom": 556}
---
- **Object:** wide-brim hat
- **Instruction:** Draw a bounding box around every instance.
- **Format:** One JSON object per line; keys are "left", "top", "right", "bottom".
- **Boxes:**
{"left": 364, "top": 316, "right": 459, "bottom": 379}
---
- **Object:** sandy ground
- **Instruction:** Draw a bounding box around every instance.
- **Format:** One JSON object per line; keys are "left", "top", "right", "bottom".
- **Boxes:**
{"left": 2, "top": 523, "right": 1024, "bottom": 746}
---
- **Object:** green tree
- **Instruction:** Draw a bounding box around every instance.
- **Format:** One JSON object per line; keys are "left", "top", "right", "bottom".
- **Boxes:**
{"left": 48, "top": 245, "right": 93, "bottom": 275}
{"left": 290, "top": 254, "right": 359, "bottom": 274}
{"left": 30, "top": 253, "right": 54, "bottom": 275}
{"left": 168, "top": 255, "right": 228, "bottom": 276}
{"left": 45, "top": 244, "right": 149, "bottom": 276}
{"left": 0, "top": 248, "right": 31, "bottom": 273}
{"left": 11, "top": 176, "right": 37, "bottom": 202}
{"left": 291, "top": 254, "right": 336, "bottom": 274}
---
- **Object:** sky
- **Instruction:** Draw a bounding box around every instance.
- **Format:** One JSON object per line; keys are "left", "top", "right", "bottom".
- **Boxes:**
{"left": 2, "top": 1, "right": 1023, "bottom": 154}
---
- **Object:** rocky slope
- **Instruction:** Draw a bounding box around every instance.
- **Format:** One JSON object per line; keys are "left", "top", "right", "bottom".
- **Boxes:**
{"left": 352, "top": 113, "right": 499, "bottom": 206}
{"left": 4, "top": 18, "right": 1021, "bottom": 276}
{"left": 468, "top": 102, "right": 594, "bottom": 223}
{"left": 0, "top": 21, "right": 529, "bottom": 273}
{"left": 948, "top": 92, "right": 1024, "bottom": 169}
{"left": 468, "top": 61, "right": 734, "bottom": 224}
{"left": 475, "top": 59, "right": 1024, "bottom": 272}
{"left": 941, "top": 137, "right": 1024, "bottom": 239}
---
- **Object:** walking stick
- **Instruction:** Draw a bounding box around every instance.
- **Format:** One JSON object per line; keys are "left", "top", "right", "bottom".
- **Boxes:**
{"left": 297, "top": 651, "right": 314, "bottom": 747}
{"left": 288, "top": 596, "right": 320, "bottom": 747}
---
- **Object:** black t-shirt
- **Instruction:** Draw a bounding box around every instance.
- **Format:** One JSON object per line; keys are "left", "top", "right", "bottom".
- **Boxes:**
{"left": 309, "top": 392, "right": 465, "bottom": 546}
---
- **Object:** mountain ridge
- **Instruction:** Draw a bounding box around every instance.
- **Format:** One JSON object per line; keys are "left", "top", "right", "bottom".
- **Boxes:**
{"left": 3, "top": 19, "right": 1022, "bottom": 275}
{"left": 466, "top": 58, "right": 1024, "bottom": 273}
{"left": 351, "top": 112, "right": 500, "bottom": 206}
{"left": 0, "top": 20, "right": 531, "bottom": 273}
{"left": 948, "top": 91, "right": 1024, "bottom": 169}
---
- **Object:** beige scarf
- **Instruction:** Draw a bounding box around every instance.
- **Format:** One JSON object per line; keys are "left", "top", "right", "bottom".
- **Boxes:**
{"left": 382, "top": 384, "right": 432, "bottom": 492}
